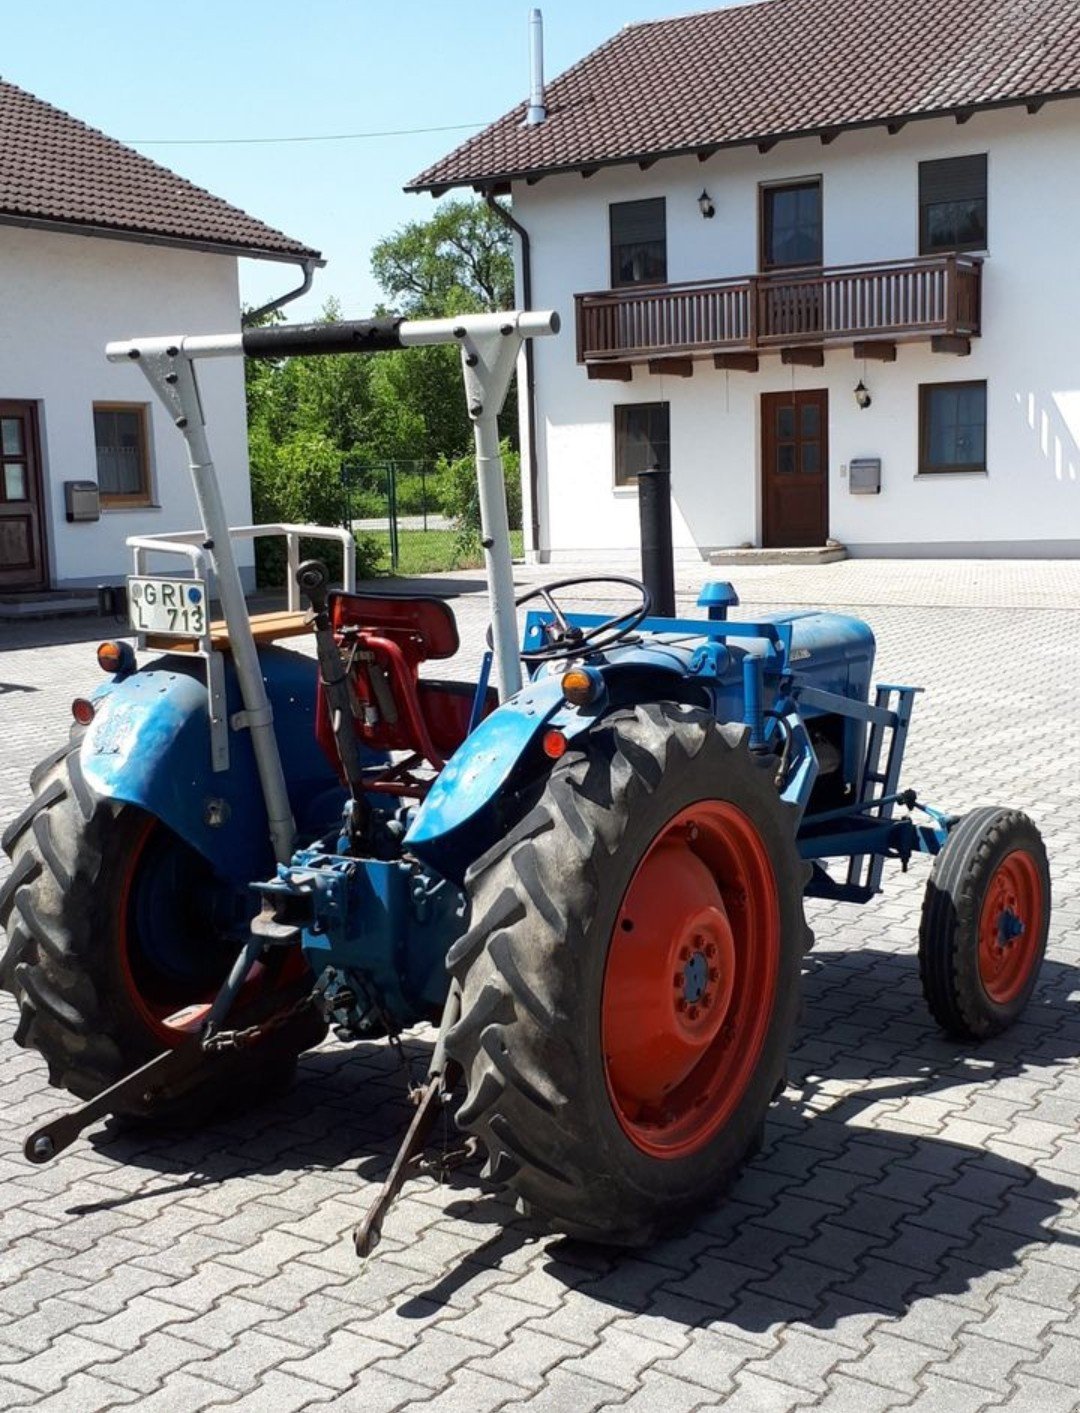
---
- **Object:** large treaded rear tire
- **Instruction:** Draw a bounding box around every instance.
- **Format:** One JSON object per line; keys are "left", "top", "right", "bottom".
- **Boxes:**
{"left": 445, "top": 702, "right": 810, "bottom": 1245}
{"left": 918, "top": 807, "right": 1050, "bottom": 1040}
{"left": 0, "top": 737, "right": 325, "bottom": 1118}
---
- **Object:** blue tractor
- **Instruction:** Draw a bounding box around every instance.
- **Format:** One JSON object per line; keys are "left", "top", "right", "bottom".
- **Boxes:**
{"left": 0, "top": 311, "right": 1050, "bottom": 1252}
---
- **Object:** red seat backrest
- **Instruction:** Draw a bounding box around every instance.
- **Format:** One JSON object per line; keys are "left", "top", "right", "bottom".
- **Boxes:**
{"left": 315, "top": 592, "right": 475, "bottom": 776}
{"left": 329, "top": 591, "right": 459, "bottom": 662}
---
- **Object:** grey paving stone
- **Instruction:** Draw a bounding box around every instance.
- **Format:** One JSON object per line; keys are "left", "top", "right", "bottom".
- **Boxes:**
{"left": 596, "top": 1367, "right": 722, "bottom": 1412}
{"left": 468, "top": 1328, "right": 576, "bottom": 1391}
{"left": 652, "top": 1326, "right": 761, "bottom": 1395}
{"left": 1, "top": 1371, "right": 142, "bottom": 1412}
{"left": 833, "top": 1331, "right": 937, "bottom": 1395}
{"left": 993, "top": 1373, "right": 1080, "bottom": 1413}
{"left": 177, "top": 1327, "right": 308, "bottom": 1393}
{"left": 902, "top": 1373, "right": 997, "bottom": 1413}
{"left": 741, "top": 1328, "right": 846, "bottom": 1394}
{"left": 0, "top": 1330, "right": 120, "bottom": 1394}
{"left": 422, "top": 1367, "right": 525, "bottom": 1411}
{"left": 204, "top": 1367, "right": 367, "bottom": 1412}
{"left": 558, "top": 1322, "right": 673, "bottom": 1392}
{"left": 73, "top": 1292, "right": 201, "bottom": 1353}
{"left": 115, "top": 1370, "right": 242, "bottom": 1413}
{"left": 966, "top": 1293, "right": 1058, "bottom": 1351}
{"left": 276, "top": 1329, "right": 403, "bottom": 1391}
{"left": 89, "top": 1330, "right": 217, "bottom": 1395}
{"left": 370, "top": 1327, "right": 492, "bottom": 1392}
{"left": 500, "top": 1367, "right": 632, "bottom": 1412}
{"left": 809, "top": 1375, "right": 908, "bottom": 1413}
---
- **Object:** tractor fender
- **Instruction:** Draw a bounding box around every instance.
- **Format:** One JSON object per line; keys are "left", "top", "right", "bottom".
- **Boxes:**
{"left": 79, "top": 647, "right": 342, "bottom": 882}
{"left": 405, "top": 673, "right": 568, "bottom": 881}
{"left": 406, "top": 660, "right": 687, "bottom": 883}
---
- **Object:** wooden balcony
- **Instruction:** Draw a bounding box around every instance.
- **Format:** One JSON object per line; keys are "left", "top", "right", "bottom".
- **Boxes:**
{"left": 574, "top": 256, "right": 982, "bottom": 373}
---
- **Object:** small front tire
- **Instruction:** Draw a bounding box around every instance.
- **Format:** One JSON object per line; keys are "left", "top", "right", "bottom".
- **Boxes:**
{"left": 918, "top": 807, "right": 1050, "bottom": 1039}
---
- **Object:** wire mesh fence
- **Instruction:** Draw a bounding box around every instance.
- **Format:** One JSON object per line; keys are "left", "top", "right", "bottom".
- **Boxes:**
{"left": 342, "top": 459, "right": 523, "bottom": 575}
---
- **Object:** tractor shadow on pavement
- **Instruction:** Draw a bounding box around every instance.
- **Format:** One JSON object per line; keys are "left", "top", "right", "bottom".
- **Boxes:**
{"left": 79, "top": 945, "right": 1080, "bottom": 1336}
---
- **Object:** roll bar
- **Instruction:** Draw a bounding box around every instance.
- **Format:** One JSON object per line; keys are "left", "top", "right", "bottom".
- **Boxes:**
{"left": 107, "top": 309, "right": 561, "bottom": 865}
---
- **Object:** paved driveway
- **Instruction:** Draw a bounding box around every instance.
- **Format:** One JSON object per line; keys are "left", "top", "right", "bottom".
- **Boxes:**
{"left": 1, "top": 561, "right": 1079, "bottom": 1411}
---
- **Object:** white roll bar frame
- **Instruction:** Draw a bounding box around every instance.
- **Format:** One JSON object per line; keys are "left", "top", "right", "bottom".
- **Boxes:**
{"left": 107, "top": 309, "right": 560, "bottom": 865}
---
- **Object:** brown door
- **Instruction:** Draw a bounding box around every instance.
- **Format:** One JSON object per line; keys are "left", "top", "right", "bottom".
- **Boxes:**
{"left": 761, "top": 390, "right": 828, "bottom": 547}
{"left": 0, "top": 401, "right": 47, "bottom": 590}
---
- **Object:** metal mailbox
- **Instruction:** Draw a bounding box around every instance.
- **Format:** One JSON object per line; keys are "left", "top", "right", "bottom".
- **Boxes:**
{"left": 849, "top": 458, "right": 881, "bottom": 495}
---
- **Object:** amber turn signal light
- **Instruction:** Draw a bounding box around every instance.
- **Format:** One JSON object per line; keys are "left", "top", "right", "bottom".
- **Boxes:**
{"left": 96, "top": 640, "right": 136, "bottom": 676}
{"left": 560, "top": 668, "right": 599, "bottom": 706}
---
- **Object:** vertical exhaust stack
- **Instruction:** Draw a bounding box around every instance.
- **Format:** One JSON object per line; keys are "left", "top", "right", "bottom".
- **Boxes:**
{"left": 525, "top": 9, "right": 547, "bottom": 126}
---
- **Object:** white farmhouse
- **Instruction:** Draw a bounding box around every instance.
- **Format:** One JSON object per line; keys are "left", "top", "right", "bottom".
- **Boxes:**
{"left": 0, "top": 80, "right": 320, "bottom": 595}
{"left": 410, "top": 0, "right": 1080, "bottom": 561}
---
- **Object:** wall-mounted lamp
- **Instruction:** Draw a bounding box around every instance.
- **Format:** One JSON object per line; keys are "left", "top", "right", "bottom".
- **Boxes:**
{"left": 854, "top": 379, "right": 872, "bottom": 410}
{"left": 697, "top": 189, "right": 716, "bottom": 219}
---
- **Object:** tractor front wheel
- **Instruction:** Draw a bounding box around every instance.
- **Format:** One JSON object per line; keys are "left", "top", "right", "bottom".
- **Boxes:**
{"left": 445, "top": 703, "right": 810, "bottom": 1245}
{"left": 0, "top": 738, "right": 325, "bottom": 1117}
{"left": 918, "top": 807, "right": 1050, "bottom": 1039}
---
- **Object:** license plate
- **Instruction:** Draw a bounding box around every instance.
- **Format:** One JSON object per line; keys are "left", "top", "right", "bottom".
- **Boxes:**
{"left": 128, "top": 576, "right": 208, "bottom": 638}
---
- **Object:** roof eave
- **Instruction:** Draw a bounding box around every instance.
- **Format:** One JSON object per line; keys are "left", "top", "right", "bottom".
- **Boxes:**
{"left": 0, "top": 211, "right": 324, "bottom": 265}
{"left": 405, "top": 90, "right": 1080, "bottom": 195}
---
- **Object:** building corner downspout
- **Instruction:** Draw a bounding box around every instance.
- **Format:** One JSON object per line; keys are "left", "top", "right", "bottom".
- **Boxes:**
{"left": 241, "top": 257, "right": 319, "bottom": 326}
{"left": 484, "top": 193, "right": 542, "bottom": 556}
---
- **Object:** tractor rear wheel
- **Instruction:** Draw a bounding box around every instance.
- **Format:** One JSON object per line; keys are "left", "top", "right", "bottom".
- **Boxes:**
{"left": 445, "top": 702, "right": 810, "bottom": 1245}
{"left": 918, "top": 807, "right": 1050, "bottom": 1039}
{"left": 0, "top": 738, "right": 325, "bottom": 1117}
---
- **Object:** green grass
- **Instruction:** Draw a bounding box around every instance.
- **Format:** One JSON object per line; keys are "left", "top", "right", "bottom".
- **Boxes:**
{"left": 368, "top": 527, "right": 524, "bottom": 576}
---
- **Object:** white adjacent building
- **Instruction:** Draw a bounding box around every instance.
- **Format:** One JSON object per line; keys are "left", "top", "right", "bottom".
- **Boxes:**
{"left": 0, "top": 80, "right": 320, "bottom": 594}
{"left": 410, "top": 0, "right": 1080, "bottom": 560}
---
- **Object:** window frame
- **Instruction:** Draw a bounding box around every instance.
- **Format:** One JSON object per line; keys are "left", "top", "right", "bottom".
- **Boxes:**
{"left": 93, "top": 402, "right": 153, "bottom": 508}
{"left": 918, "top": 380, "right": 988, "bottom": 476}
{"left": 609, "top": 197, "right": 668, "bottom": 288}
{"left": 613, "top": 401, "right": 670, "bottom": 490}
{"left": 759, "top": 178, "right": 823, "bottom": 271}
{"left": 918, "top": 154, "right": 988, "bottom": 256}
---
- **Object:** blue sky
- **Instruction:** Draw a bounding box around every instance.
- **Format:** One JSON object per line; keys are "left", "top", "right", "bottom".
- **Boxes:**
{"left": 3, "top": 1, "right": 725, "bottom": 320}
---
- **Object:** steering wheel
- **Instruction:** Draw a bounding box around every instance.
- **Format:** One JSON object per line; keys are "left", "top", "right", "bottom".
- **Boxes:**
{"left": 510, "top": 574, "right": 652, "bottom": 662}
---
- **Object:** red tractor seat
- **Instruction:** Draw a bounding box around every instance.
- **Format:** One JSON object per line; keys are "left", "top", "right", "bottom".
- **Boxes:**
{"left": 314, "top": 591, "right": 494, "bottom": 776}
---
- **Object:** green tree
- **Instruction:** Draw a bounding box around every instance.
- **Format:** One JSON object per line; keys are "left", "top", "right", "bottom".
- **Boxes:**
{"left": 370, "top": 199, "right": 518, "bottom": 452}
{"left": 371, "top": 199, "right": 513, "bottom": 317}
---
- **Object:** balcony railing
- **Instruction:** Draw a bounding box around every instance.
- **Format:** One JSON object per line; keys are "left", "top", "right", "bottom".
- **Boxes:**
{"left": 574, "top": 256, "right": 982, "bottom": 364}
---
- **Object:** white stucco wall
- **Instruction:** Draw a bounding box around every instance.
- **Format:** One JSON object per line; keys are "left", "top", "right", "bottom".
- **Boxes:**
{"left": 512, "top": 101, "right": 1080, "bottom": 558}
{"left": 0, "top": 225, "right": 254, "bottom": 588}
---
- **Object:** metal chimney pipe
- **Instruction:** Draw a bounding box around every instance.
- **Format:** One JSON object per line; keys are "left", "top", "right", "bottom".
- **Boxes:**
{"left": 525, "top": 9, "right": 547, "bottom": 125}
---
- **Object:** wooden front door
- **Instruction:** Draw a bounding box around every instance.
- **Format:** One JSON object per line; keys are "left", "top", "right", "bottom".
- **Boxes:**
{"left": 0, "top": 401, "right": 47, "bottom": 590}
{"left": 761, "top": 390, "right": 828, "bottom": 547}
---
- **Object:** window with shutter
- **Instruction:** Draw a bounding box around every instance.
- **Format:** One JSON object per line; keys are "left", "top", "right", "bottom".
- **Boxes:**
{"left": 610, "top": 199, "right": 667, "bottom": 287}
{"left": 919, "top": 155, "right": 987, "bottom": 254}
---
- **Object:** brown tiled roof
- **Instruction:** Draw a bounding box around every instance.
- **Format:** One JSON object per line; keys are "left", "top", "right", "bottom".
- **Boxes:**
{"left": 0, "top": 79, "right": 320, "bottom": 262}
{"left": 409, "top": 0, "right": 1080, "bottom": 192}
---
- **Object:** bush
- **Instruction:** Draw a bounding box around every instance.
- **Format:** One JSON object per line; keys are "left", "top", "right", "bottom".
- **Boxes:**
{"left": 436, "top": 441, "right": 522, "bottom": 561}
{"left": 249, "top": 426, "right": 384, "bottom": 587}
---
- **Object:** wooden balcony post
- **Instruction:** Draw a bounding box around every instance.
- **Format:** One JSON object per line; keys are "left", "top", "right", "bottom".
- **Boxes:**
{"left": 748, "top": 276, "right": 759, "bottom": 350}
{"left": 945, "top": 255, "right": 959, "bottom": 335}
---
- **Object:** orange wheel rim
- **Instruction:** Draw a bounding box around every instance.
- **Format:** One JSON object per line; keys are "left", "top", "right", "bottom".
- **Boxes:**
{"left": 601, "top": 801, "right": 779, "bottom": 1159}
{"left": 117, "top": 819, "right": 292, "bottom": 1046}
{"left": 977, "top": 849, "right": 1044, "bottom": 1005}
